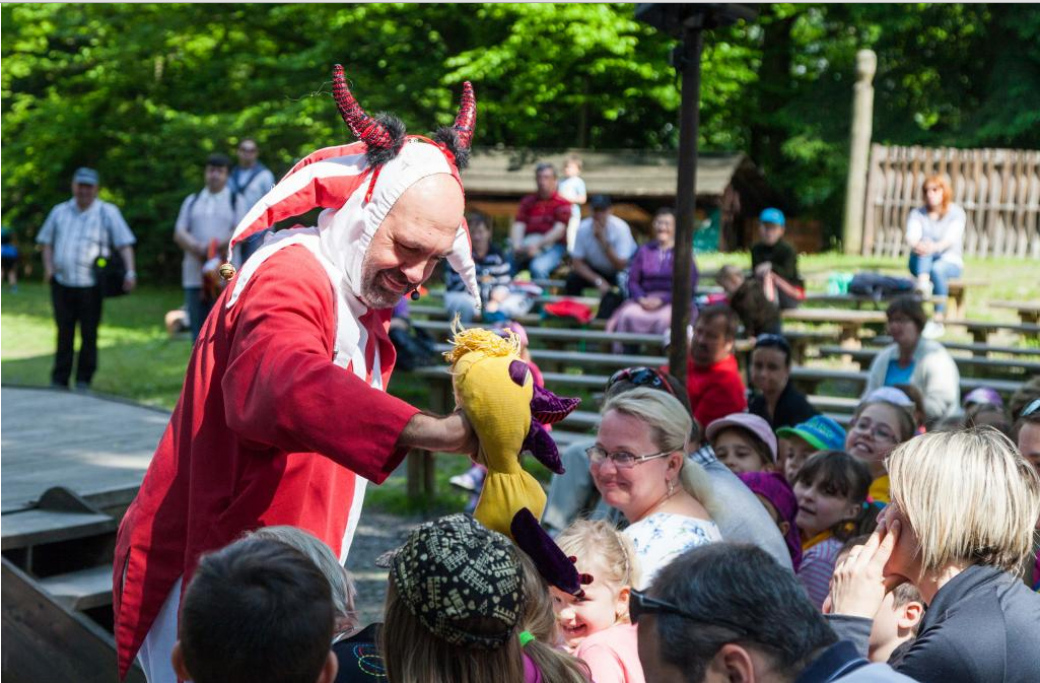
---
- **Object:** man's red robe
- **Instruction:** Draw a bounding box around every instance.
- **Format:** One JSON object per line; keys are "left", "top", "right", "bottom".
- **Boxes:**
{"left": 112, "top": 245, "right": 419, "bottom": 677}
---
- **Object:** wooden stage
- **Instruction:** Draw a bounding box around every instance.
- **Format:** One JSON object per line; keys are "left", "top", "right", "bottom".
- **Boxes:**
{"left": 1, "top": 386, "right": 167, "bottom": 515}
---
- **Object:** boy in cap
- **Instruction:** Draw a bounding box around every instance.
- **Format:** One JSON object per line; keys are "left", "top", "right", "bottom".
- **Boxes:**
{"left": 751, "top": 207, "right": 803, "bottom": 309}
{"left": 776, "top": 415, "right": 848, "bottom": 485}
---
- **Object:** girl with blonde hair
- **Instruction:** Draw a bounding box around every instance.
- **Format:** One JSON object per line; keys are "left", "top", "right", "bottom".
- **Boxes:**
{"left": 588, "top": 388, "right": 721, "bottom": 589}
{"left": 553, "top": 519, "right": 644, "bottom": 683}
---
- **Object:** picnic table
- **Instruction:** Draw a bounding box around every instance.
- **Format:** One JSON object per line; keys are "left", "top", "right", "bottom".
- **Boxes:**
{"left": 818, "top": 345, "right": 1040, "bottom": 378}
{"left": 781, "top": 308, "right": 887, "bottom": 348}
{"left": 989, "top": 302, "right": 1040, "bottom": 326}
{"left": 941, "top": 319, "right": 1040, "bottom": 343}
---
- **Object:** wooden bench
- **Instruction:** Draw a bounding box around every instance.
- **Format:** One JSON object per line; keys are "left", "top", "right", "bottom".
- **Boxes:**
{"left": 803, "top": 292, "right": 944, "bottom": 310}
{"left": 818, "top": 345, "right": 1040, "bottom": 377}
{"left": 989, "top": 301, "right": 1040, "bottom": 326}
{"left": 941, "top": 319, "right": 1040, "bottom": 343}
{"left": 37, "top": 565, "right": 113, "bottom": 611}
{"left": 945, "top": 278, "right": 985, "bottom": 321}
{"left": 868, "top": 337, "right": 1040, "bottom": 359}
{"left": 781, "top": 308, "right": 887, "bottom": 348}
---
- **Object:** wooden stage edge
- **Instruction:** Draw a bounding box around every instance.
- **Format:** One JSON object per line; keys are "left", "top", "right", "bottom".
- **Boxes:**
{"left": 1, "top": 385, "right": 167, "bottom": 518}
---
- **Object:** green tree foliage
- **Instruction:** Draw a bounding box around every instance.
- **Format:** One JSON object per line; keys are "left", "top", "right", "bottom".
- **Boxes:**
{"left": 4, "top": 3, "right": 1039, "bottom": 282}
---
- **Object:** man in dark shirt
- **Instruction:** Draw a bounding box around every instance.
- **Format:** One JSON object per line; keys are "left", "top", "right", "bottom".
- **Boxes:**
{"left": 510, "top": 163, "right": 572, "bottom": 280}
{"left": 752, "top": 207, "right": 803, "bottom": 310}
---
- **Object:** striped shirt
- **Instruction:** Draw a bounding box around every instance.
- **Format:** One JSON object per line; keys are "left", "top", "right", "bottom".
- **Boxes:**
{"left": 36, "top": 199, "right": 135, "bottom": 287}
{"left": 797, "top": 534, "right": 844, "bottom": 609}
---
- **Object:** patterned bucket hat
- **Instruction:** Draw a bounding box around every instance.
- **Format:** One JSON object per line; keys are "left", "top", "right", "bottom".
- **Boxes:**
{"left": 380, "top": 514, "right": 524, "bottom": 649}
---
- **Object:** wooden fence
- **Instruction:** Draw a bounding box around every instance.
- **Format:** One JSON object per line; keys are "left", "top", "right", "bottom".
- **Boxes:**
{"left": 862, "top": 145, "right": 1040, "bottom": 258}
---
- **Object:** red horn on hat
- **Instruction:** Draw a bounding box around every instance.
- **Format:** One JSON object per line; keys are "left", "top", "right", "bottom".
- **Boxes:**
{"left": 453, "top": 81, "right": 476, "bottom": 150}
{"left": 332, "top": 64, "right": 393, "bottom": 150}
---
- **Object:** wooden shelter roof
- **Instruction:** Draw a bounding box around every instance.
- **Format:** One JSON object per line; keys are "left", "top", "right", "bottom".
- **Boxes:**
{"left": 461, "top": 148, "right": 752, "bottom": 199}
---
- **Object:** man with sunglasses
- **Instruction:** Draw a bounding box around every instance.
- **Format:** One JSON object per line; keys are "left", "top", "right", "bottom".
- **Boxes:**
{"left": 542, "top": 366, "right": 792, "bottom": 570}
{"left": 635, "top": 543, "right": 915, "bottom": 683}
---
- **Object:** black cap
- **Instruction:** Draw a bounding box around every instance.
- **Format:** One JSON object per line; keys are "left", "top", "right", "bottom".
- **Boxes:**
{"left": 590, "top": 194, "right": 612, "bottom": 210}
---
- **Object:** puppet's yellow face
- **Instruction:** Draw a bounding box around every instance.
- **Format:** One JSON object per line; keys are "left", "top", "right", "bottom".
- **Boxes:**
{"left": 452, "top": 350, "right": 533, "bottom": 474}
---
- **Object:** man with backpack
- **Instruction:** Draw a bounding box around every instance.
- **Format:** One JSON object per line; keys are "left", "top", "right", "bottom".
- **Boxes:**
{"left": 230, "top": 138, "right": 276, "bottom": 262}
{"left": 173, "top": 153, "right": 242, "bottom": 340}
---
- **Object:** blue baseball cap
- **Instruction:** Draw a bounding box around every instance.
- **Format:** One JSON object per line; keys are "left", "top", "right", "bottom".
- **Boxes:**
{"left": 72, "top": 167, "right": 99, "bottom": 186}
{"left": 776, "top": 415, "right": 846, "bottom": 452}
{"left": 759, "top": 207, "right": 785, "bottom": 227}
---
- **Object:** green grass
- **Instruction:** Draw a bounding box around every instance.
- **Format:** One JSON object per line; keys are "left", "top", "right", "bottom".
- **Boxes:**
{"left": 2, "top": 283, "right": 193, "bottom": 408}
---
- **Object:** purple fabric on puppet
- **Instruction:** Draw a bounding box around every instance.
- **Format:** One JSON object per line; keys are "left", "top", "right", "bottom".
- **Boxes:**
{"left": 738, "top": 471, "right": 802, "bottom": 571}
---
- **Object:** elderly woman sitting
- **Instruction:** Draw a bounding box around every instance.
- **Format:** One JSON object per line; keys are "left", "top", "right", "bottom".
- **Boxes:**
{"left": 862, "top": 295, "right": 960, "bottom": 425}
{"left": 829, "top": 428, "right": 1040, "bottom": 682}
{"left": 589, "top": 387, "right": 721, "bottom": 589}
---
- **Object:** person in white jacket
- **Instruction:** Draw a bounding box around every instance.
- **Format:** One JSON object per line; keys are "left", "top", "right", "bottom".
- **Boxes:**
{"left": 862, "top": 296, "right": 960, "bottom": 425}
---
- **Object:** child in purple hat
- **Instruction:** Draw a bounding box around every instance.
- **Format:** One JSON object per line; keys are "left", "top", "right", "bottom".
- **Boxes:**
{"left": 738, "top": 471, "right": 802, "bottom": 571}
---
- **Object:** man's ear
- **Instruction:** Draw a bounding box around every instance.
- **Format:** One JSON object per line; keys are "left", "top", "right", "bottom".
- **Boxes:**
{"left": 711, "top": 643, "right": 756, "bottom": 683}
{"left": 898, "top": 601, "right": 925, "bottom": 631}
{"left": 171, "top": 641, "right": 192, "bottom": 682}
{"left": 317, "top": 650, "right": 339, "bottom": 683}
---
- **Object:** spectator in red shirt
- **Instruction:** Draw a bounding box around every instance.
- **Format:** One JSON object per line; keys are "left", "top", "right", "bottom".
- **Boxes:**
{"left": 510, "top": 163, "right": 572, "bottom": 280}
{"left": 685, "top": 304, "right": 747, "bottom": 427}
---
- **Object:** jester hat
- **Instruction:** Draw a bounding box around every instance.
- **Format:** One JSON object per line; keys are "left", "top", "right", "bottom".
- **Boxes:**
{"left": 220, "top": 65, "right": 480, "bottom": 308}
{"left": 444, "top": 325, "right": 579, "bottom": 538}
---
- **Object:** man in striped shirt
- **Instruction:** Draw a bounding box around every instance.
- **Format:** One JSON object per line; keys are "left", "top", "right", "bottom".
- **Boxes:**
{"left": 36, "top": 167, "right": 137, "bottom": 389}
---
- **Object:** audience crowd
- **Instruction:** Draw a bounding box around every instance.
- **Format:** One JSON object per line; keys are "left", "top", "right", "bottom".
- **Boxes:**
{"left": 33, "top": 154, "right": 1038, "bottom": 683}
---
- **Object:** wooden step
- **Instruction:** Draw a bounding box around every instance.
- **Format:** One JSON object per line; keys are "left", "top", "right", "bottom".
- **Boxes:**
{"left": 38, "top": 564, "right": 113, "bottom": 611}
{"left": 0, "top": 509, "right": 116, "bottom": 552}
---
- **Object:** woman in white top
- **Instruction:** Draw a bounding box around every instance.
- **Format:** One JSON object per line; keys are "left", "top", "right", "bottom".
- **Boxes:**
{"left": 905, "top": 173, "right": 966, "bottom": 337}
{"left": 588, "top": 388, "right": 721, "bottom": 589}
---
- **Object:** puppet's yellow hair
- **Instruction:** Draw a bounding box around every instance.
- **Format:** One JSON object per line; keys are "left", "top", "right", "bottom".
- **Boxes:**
{"left": 443, "top": 320, "right": 520, "bottom": 365}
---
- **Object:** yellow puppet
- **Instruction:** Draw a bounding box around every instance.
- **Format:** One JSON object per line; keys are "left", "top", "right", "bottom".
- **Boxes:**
{"left": 444, "top": 325, "right": 579, "bottom": 538}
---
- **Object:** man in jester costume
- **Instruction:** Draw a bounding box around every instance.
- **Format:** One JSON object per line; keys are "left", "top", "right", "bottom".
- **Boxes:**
{"left": 113, "top": 65, "right": 486, "bottom": 682}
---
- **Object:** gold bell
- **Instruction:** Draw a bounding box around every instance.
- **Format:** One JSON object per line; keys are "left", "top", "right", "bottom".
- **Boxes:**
{"left": 218, "top": 262, "right": 237, "bottom": 281}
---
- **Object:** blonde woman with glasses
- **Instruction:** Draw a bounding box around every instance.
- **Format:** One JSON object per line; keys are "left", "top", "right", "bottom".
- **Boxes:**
{"left": 828, "top": 428, "right": 1040, "bottom": 682}
{"left": 588, "top": 388, "right": 721, "bottom": 589}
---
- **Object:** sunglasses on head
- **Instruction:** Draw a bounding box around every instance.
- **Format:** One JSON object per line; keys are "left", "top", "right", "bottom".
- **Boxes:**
{"left": 607, "top": 367, "right": 677, "bottom": 398}
{"left": 1021, "top": 398, "right": 1040, "bottom": 419}
{"left": 629, "top": 589, "right": 750, "bottom": 637}
{"left": 754, "top": 333, "right": 791, "bottom": 353}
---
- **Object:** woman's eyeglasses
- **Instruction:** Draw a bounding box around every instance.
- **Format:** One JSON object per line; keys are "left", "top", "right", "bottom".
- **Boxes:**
{"left": 607, "top": 367, "right": 677, "bottom": 398}
{"left": 850, "top": 418, "right": 898, "bottom": 443}
{"left": 629, "top": 589, "right": 750, "bottom": 636}
{"left": 585, "top": 446, "right": 671, "bottom": 469}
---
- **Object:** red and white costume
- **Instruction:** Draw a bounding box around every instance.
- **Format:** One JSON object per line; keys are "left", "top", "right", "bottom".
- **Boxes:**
{"left": 113, "top": 133, "right": 479, "bottom": 679}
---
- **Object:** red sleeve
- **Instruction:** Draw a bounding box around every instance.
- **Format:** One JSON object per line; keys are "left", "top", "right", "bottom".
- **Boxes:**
{"left": 222, "top": 249, "right": 420, "bottom": 484}
{"left": 515, "top": 195, "right": 532, "bottom": 223}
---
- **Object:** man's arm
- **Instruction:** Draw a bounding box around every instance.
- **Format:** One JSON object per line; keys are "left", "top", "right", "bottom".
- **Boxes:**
{"left": 41, "top": 244, "right": 54, "bottom": 282}
{"left": 570, "top": 257, "right": 609, "bottom": 293}
{"left": 173, "top": 196, "right": 206, "bottom": 259}
{"left": 510, "top": 221, "right": 527, "bottom": 251}
{"left": 119, "top": 246, "right": 137, "bottom": 292}
{"left": 540, "top": 221, "right": 566, "bottom": 248}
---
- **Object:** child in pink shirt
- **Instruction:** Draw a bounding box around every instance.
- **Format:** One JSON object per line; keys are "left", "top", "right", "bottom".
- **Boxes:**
{"left": 553, "top": 520, "right": 645, "bottom": 683}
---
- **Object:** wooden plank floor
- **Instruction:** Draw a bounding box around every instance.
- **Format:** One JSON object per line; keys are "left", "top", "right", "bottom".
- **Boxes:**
{"left": 1, "top": 387, "right": 167, "bottom": 514}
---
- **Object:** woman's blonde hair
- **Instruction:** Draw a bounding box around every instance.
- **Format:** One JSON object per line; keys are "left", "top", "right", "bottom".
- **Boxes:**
{"left": 555, "top": 520, "right": 641, "bottom": 599}
{"left": 381, "top": 581, "right": 526, "bottom": 683}
{"left": 601, "top": 388, "right": 719, "bottom": 517}
{"left": 888, "top": 427, "right": 1040, "bottom": 573}
{"left": 514, "top": 551, "right": 591, "bottom": 683}
{"left": 921, "top": 173, "right": 953, "bottom": 216}
{"left": 247, "top": 525, "right": 355, "bottom": 628}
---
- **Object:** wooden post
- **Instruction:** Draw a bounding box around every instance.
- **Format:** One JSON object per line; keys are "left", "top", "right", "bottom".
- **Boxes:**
{"left": 842, "top": 50, "right": 876, "bottom": 255}
{"left": 669, "top": 26, "right": 704, "bottom": 384}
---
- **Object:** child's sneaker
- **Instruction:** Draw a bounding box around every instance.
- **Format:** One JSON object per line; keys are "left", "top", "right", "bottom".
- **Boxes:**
{"left": 922, "top": 320, "right": 945, "bottom": 339}
{"left": 450, "top": 465, "right": 486, "bottom": 493}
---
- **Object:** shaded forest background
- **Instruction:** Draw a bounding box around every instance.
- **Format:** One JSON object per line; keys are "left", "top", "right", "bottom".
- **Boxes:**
{"left": 4, "top": 3, "right": 1039, "bottom": 283}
